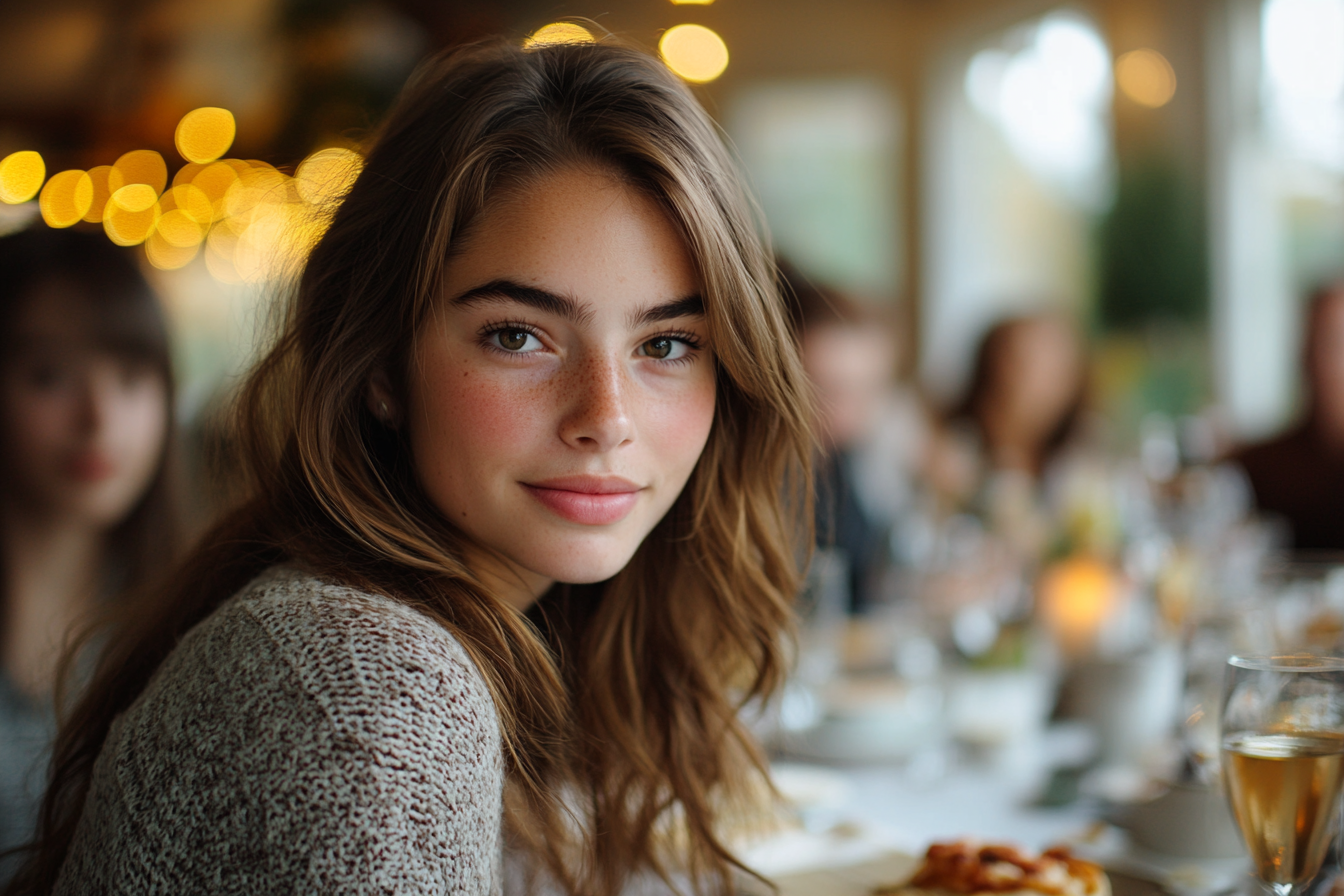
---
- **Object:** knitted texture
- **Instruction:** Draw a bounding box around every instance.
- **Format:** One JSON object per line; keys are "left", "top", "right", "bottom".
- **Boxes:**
{"left": 54, "top": 565, "right": 505, "bottom": 895}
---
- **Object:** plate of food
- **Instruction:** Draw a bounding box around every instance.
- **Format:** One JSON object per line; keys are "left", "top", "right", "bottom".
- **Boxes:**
{"left": 750, "top": 839, "right": 1109, "bottom": 896}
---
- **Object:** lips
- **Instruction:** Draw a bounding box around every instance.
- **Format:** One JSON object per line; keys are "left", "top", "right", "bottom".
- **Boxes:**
{"left": 522, "top": 475, "right": 642, "bottom": 525}
{"left": 63, "top": 452, "right": 116, "bottom": 483}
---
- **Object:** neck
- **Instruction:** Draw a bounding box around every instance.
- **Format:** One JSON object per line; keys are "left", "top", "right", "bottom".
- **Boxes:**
{"left": 2, "top": 505, "right": 105, "bottom": 699}
{"left": 462, "top": 545, "right": 552, "bottom": 613}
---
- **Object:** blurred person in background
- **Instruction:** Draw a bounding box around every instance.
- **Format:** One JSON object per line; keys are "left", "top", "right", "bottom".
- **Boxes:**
{"left": 1234, "top": 282, "right": 1344, "bottom": 553}
{"left": 782, "top": 261, "right": 930, "bottom": 612}
{"left": 939, "top": 312, "right": 1090, "bottom": 557}
{"left": 0, "top": 228, "right": 182, "bottom": 884}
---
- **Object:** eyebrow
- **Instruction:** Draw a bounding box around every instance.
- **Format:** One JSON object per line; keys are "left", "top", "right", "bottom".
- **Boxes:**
{"left": 449, "top": 279, "right": 705, "bottom": 328}
{"left": 450, "top": 280, "right": 591, "bottom": 324}
{"left": 630, "top": 294, "right": 705, "bottom": 327}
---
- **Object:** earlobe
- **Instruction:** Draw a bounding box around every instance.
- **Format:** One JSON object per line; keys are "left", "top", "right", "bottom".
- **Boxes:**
{"left": 366, "top": 368, "right": 401, "bottom": 426}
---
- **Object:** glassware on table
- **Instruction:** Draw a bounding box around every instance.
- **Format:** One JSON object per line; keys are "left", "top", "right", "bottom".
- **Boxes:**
{"left": 1220, "top": 655, "right": 1344, "bottom": 896}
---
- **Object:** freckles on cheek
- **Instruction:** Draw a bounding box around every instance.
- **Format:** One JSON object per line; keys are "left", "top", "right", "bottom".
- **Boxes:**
{"left": 425, "top": 368, "right": 553, "bottom": 456}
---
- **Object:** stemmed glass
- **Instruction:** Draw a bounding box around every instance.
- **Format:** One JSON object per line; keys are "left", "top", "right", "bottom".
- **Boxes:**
{"left": 1221, "top": 656, "right": 1344, "bottom": 896}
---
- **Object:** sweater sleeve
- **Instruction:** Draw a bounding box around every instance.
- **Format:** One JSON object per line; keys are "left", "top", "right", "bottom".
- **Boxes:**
{"left": 54, "top": 568, "right": 506, "bottom": 896}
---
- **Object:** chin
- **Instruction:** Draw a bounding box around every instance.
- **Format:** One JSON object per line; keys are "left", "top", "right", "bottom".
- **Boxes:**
{"left": 526, "top": 536, "right": 643, "bottom": 585}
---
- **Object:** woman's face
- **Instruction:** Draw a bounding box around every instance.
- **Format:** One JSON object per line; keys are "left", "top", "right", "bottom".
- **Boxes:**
{"left": 0, "top": 281, "right": 169, "bottom": 529}
{"left": 404, "top": 166, "right": 716, "bottom": 608}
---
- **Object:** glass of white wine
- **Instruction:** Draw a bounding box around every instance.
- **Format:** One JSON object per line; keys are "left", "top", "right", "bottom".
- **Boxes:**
{"left": 1221, "top": 655, "right": 1344, "bottom": 896}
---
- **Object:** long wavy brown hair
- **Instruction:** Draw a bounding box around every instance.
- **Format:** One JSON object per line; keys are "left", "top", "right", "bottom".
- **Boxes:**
{"left": 8, "top": 36, "right": 812, "bottom": 896}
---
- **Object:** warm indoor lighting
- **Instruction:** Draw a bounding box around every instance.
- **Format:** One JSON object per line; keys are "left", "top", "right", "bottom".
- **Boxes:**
{"left": 0, "top": 151, "right": 45, "bottom": 204}
{"left": 524, "top": 22, "right": 595, "bottom": 48}
{"left": 670, "top": 0, "right": 715, "bottom": 4}
{"left": 295, "top": 147, "right": 363, "bottom": 206}
{"left": 659, "top": 24, "right": 729, "bottom": 83}
{"left": 174, "top": 107, "right": 236, "bottom": 164}
{"left": 82, "top": 166, "right": 113, "bottom": 223}
{"left": 145, "top": 228, "right": 200, "bottom": 270}
{"left": 103, "top": 183, "right": 160, "bottom": 246}
{"left": 39, "top": 170, "right": 94, "bottom": 228}
{"left": 1116, "top": 48, "right": 1177, "bottom": 108}
{"left": 1038, "top": 555, "right": 1121, "bottom": 656}
{"left": 108, "top": 149, "right": 167, "bottom": 195}
{"left": 188, "top": 161, "right": 240, "bottom": 220}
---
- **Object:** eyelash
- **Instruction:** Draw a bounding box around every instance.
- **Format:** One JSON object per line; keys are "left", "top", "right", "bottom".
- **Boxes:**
{"left": 476, "top": 321, "right": 706, "bottom": 364}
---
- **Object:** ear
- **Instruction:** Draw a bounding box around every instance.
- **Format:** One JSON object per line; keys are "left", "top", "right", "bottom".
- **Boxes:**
{"left": 366, "top": 368, "right": 401, "bottom": 426}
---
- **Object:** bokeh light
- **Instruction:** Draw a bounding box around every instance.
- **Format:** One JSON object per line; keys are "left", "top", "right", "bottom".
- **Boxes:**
{"left": 525, "top": 23, "right": 595, "bottom": 48}
{"left": 108, "top": 149, "right": 167, "bottom": 195}
{"left": 1264, "top": 0, "right": 1344, "bottom": 101}
{"left": 174, "top": 107, "right": 236, "bottom": 164}
{"left": 0, "top": 151, "right": 46, "bottom": 204}
{"left": 103, "top": 183, "right": 159, "bottom": 246}
{"left": 659, "top": 24, "right": 729, "bottom": 83}
{"left": 295, "top": 147, "right": 363, "bottom": 206}
{"left": 145, "top": 229, "right": 201, "bottom": 270}
{"left": 964, "top": 11, "right": 1112, "bottom": 204}
{"left": 39, "top": 170, "right": 94, "bottom": 228}
{"left": 81, "top": 166, "right": 114, "bottom": 223}
{"left": 188, "top": 162, "right": 240, "bottom": 221}
{"left": 1116, "top": 49, "right": 1177, "bottom": 108}
{"left": 670, "top": 0, "right": 714, "bottom": 4}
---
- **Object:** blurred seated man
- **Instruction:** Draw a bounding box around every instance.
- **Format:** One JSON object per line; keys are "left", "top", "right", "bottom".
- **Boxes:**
{"left": 781, "top": 261, "right": 928, "bottom": 613}
{"left": 1234, "top": 282, "right": 1344, "bottom": 553}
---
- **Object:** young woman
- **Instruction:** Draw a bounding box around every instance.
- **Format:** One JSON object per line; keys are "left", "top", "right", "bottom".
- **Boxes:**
{"left": 9, "top": 37, "right": 812, "bottom": 896}
{"left": 0, "top": 228, "right": 181, "bottom": 886}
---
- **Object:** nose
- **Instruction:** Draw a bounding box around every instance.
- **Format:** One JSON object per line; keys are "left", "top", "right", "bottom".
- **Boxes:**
{"left": 557, "top": 353, "right": 634, "bottom": 452}
{"left": 75, "top": 370, "right": 112, "bottom": 438}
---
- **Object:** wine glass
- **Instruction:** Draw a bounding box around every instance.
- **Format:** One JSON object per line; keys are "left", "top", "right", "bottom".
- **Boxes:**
{"left": 1221, "top": 655, "right": 1344, "bottom": 896}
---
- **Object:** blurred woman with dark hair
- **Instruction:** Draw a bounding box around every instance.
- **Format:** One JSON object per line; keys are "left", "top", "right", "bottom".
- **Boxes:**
{"left": 0, "top": 227, "right": 182, "bottom": 884}
{"left": 951, "top": 314, "right": 1087, "bottom": 480}
{"left": 939, "top": 312, "right": 1089, "bottom": 557}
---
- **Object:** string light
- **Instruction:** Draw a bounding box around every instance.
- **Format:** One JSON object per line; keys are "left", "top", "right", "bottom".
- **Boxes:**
{"left": 174, "top": 107, "right": 236, "bottom": 164}
{"left": 39, "top": 170, "right": 94, "bottom": 228}
{"left": 1116, "top": 49, "right": 1177, "bottom": 108}
{"left": 0, "top": 151, "right": 45, "bottom": 204}
{"left": 6, "top": 107, "right": 364, "bottom": 280}
{"left": 659, "top": 24, "right": 729, "bottom": 83}
{"left": 525, "top": 22, "right": 595, "bottom": 47}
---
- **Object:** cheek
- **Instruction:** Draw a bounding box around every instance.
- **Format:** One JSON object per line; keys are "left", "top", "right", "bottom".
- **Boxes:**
{"left": 411, "top": 356, "right": 557, "bottom": 489}
{"left": 1, "top": 388, "right": 77, "bottom": 460}
{"left": 109, "top": 386, "right": 168, "bottom": 472}
{"left": 646, "top": 375, "right": 716, "bottom": 472}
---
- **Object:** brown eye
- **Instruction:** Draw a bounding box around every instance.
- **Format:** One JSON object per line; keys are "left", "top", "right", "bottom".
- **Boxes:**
{"left": 492, "top": 328, "right": 539, "bottom": 352}
{"left": 643, "top": 337, "right": 674, "bottom": 359}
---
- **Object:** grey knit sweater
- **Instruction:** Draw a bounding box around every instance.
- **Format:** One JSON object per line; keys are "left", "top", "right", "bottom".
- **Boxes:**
{"left": 53, "top": 565, "right": 507, "bottom": 895}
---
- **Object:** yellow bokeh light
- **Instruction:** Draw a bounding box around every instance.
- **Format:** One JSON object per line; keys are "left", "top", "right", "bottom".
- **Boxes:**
{"left": 525, "top": 22, "right": 595, "bottom": 48}
{"left": 295, "top": 147, "right": 363, "bottom": 206}
{"left": 39, "top": 170, "right": 94, "bottom": 228}
{"left": 659, "top": 24, "right": 729, "bottom": 83}
{"left": 173, "top": 161, "right": 207, "bottom": 188}
{"left": 0, "top": 151, "right": 45, "bottom": 204}
{"left": 82, "top": 165, "right": 113, "bottom": 222}
{"left": 160, "top": 183, "right": 214, "bottom": 227}
{"left": 1116, "top": 48, "right": 1177, "bottom": 108}
{"left": 670, "top": 0, "right": 714, "bottom": 4}
{"left": 103, "top": 184, "right": 160, "bottom": 246}
{"left": 145, "top": 228, "right": 201, "bottom": 270}
{"left": 108, "top": 149, "right": 167, "bottom": 195}
{"left": 174, "top": 107, "right": 236, "bottom": 164}
{"left": 189, "top": 161, "right": 240, "bottom": 220}
{"left": 155, "top": 208, "right": 206, "bottom": 249}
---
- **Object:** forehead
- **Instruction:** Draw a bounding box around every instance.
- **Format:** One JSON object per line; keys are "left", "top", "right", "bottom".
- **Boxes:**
{"left": 442, "top": 166, "right": 698, "bottom": 313}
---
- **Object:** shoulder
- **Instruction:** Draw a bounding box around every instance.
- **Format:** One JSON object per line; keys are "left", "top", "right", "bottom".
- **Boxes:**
{"left": 59, "top": 565, "right": 507, "bottom": 893}
{"left": 208, "top": 564, "right": 502, "bottom": 756}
